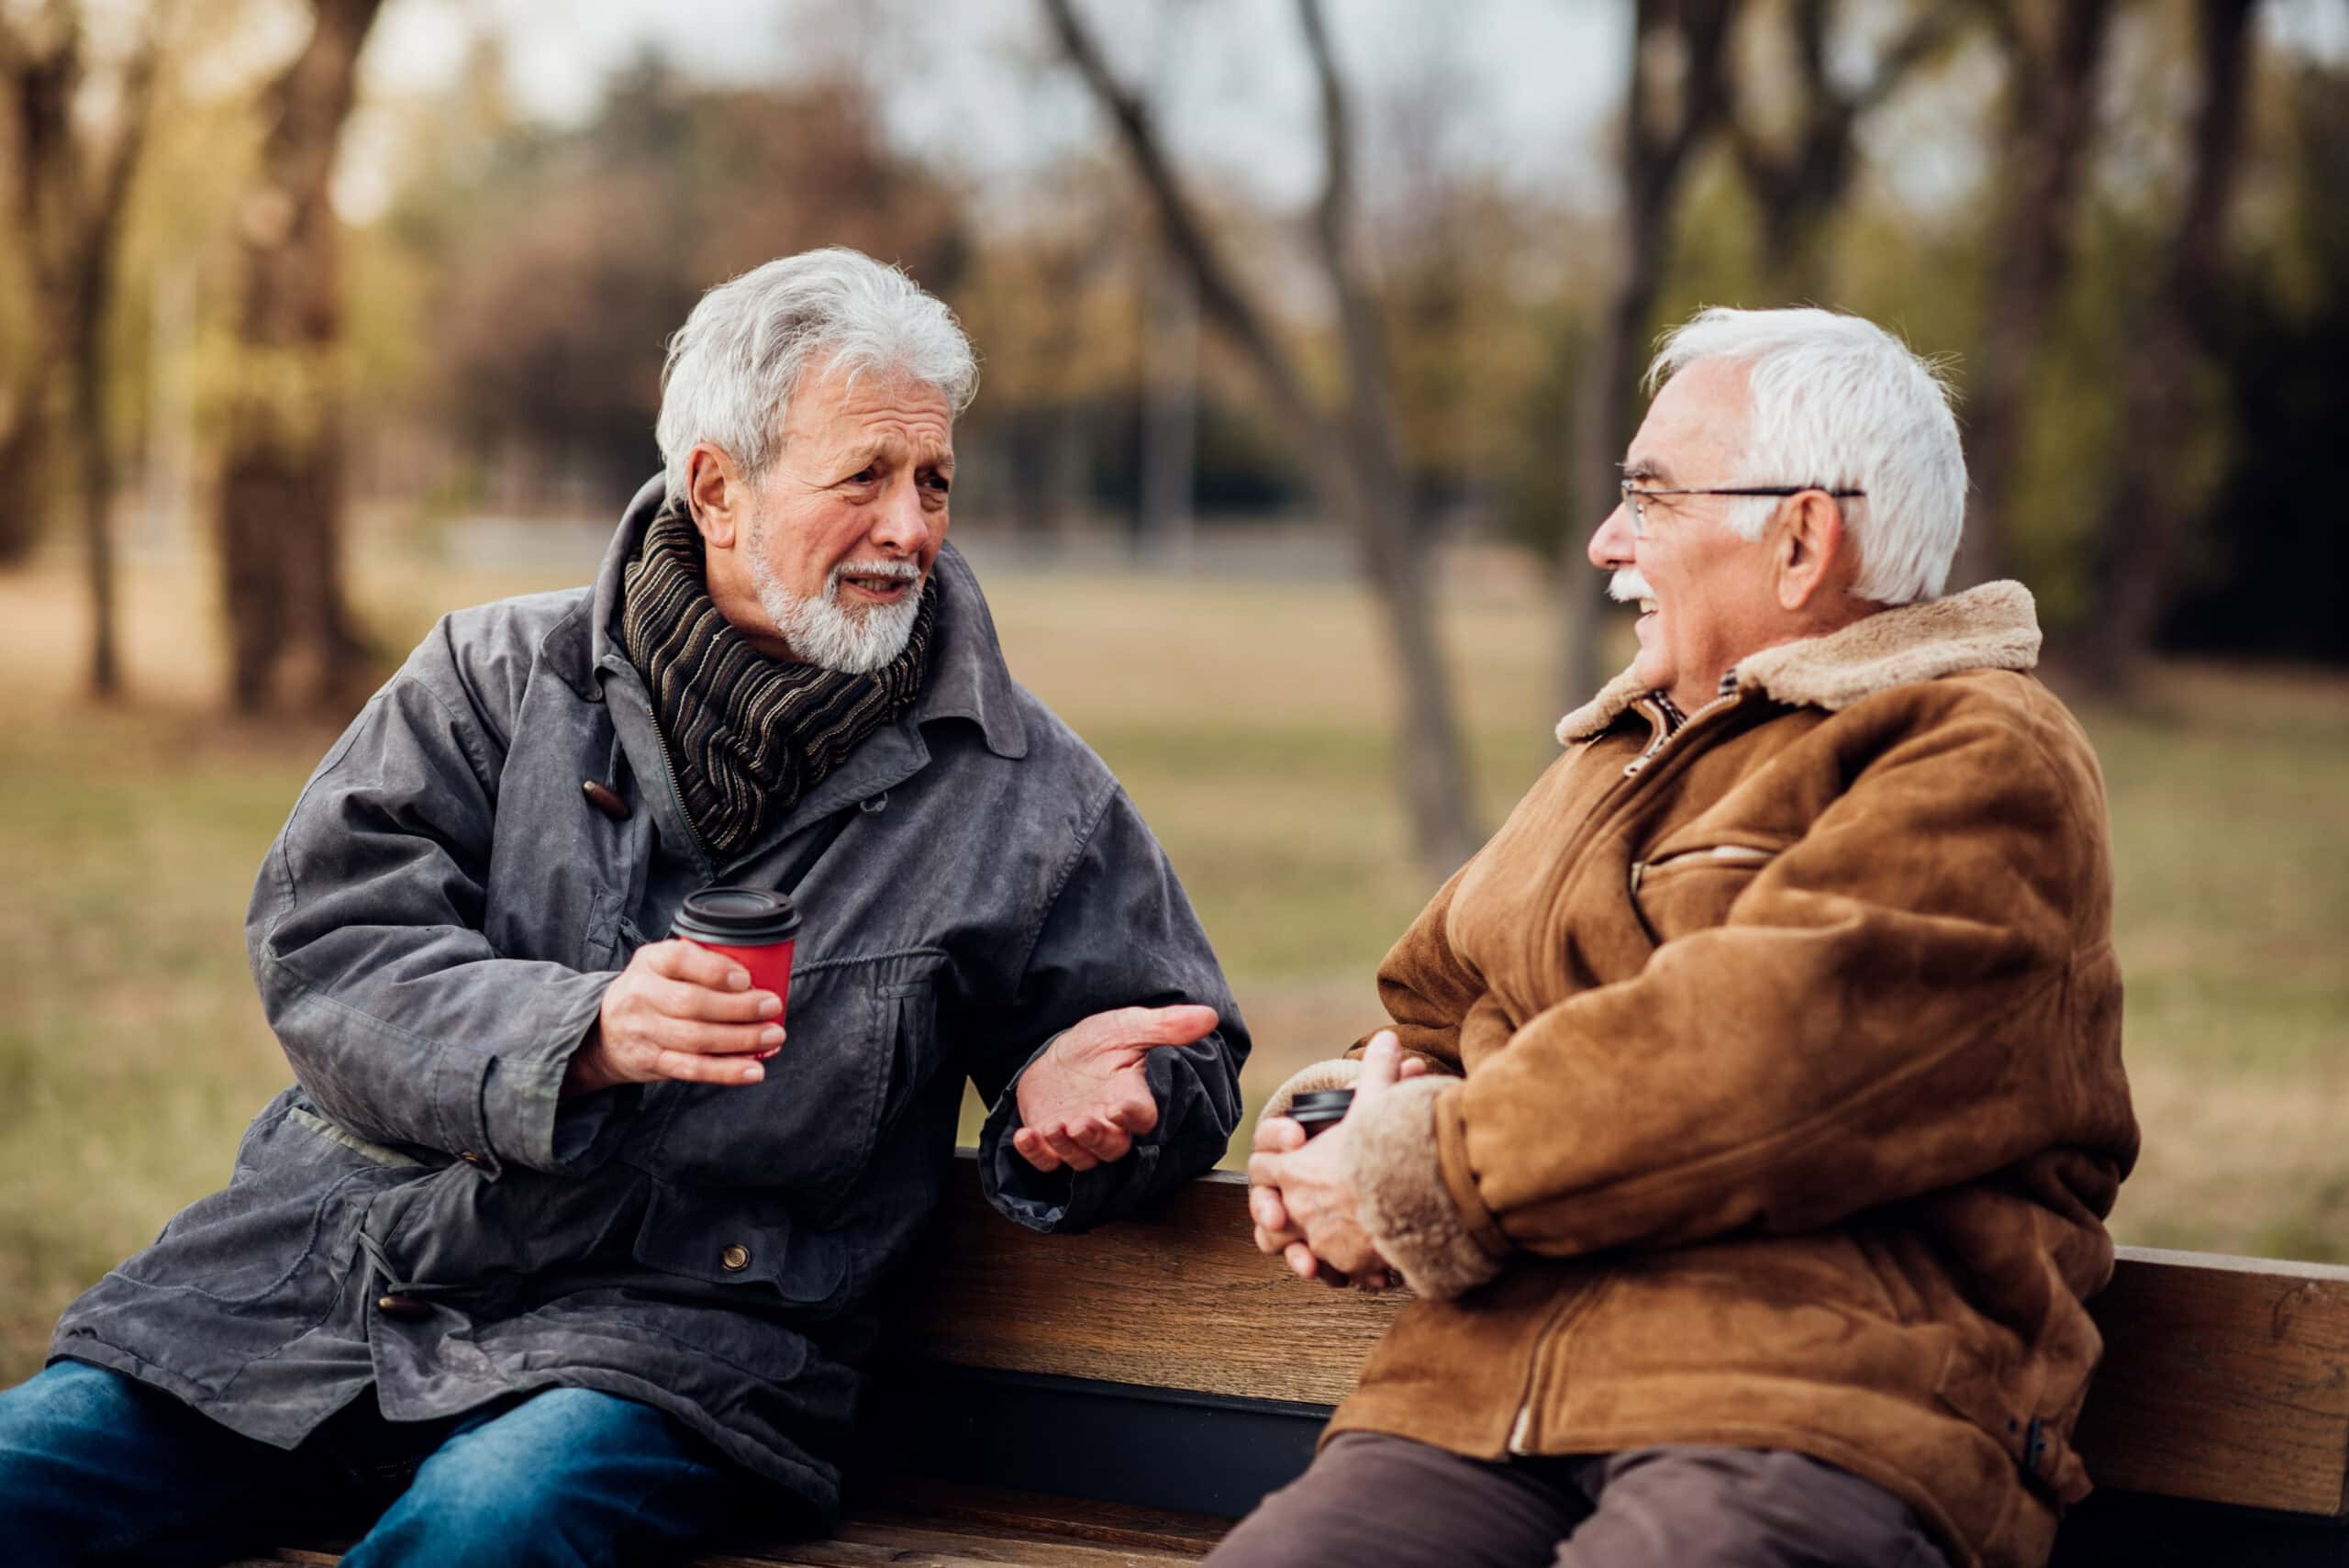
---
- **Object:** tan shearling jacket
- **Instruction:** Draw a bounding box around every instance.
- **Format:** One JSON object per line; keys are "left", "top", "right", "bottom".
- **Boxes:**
{"left": 1265, "top": 583, "right": 2137, "bottom": 1568}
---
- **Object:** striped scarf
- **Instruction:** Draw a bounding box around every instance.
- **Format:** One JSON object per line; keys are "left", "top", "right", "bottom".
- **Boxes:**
{"left": 619, "top": 505, "right": 936, "bottom": 859}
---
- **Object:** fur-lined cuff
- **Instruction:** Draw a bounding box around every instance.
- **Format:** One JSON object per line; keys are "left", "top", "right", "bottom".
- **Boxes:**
{"left": 1260, "top": 1057, "right": 1364, "bottom": 1124}
{"left": 1342, "top": 1077, "right": 1501, "bottom": 1300}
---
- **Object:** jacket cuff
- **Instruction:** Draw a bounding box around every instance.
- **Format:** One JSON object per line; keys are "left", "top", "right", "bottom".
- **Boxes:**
{"left": 1342, "top": 1077, "right": 1502, "bottom": 1300}
{"left": 477, "top": 972, "right": 634, "bottom": 1176}
{"left": 1261, "top": 1057, "right": 1364, "bottom": 1123}
{"left": 980, "top": 1031, "right": 1163, "bottom": 1233}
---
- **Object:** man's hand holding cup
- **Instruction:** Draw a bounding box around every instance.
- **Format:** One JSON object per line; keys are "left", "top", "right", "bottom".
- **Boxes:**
{"left": 1248, "top": 1031, "right": 1427, "bottom": 1291}
{"left": 563, "top": 939, "right": 788, "bottom": 1096}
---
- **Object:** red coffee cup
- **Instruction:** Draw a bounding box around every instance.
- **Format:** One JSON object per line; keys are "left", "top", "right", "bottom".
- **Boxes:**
{"left": 671, "top": 887, "right": 803, "bottom": 1040}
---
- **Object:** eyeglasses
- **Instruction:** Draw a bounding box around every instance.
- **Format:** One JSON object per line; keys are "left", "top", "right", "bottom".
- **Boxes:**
{"left": 1619, "top": 481, "right": 1865, "bottom": 536}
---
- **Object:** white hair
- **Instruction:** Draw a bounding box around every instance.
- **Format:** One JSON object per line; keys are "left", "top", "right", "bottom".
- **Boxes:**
{"left": 656, "top": 247, "right": 979, "bottom": 507}
{"left": 1648, "top": 306, "right": 1966, "bottom": 605}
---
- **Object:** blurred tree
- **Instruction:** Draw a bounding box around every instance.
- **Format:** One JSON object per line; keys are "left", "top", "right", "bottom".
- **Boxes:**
{"left": 2063, "top": 0, "right": 2255, "bottom": 693}
{"left": 1569, "top": 0, "right": 1744, "bottom": 703}
{"left": 949, "top": 162, "right": 1146, "bottom": 535}
{"left": 2157, "top": 44, "right": 2344, "bottom": 663}
{"left": 214, "top": 0, "right": 385, "bottom": 713}
{"left": 1952, "top": 0, "right": 2119, "bottom": 589}
{"left": 0, "top": 1, "right": 162, "bottom": 697}
{"left": 1727, "top": 0, "right": 1970, "bottom": 301}
{"left": 1042, "top": 0, "right": 1482, "bottom": 877}
{"left": 395, "top": 54, "right": 966, "bottom": 508}
{"left": 1362, "top": 43, "right": 1567, "bottom": 539}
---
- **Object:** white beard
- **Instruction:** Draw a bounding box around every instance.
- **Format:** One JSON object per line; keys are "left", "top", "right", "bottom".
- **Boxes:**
{"left": 746, "top": 528, "right": 925, "bottom": 675}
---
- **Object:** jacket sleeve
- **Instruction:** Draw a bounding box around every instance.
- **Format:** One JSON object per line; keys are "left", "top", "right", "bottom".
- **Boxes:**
{"left": 245, "top": 619, "right": 629, "bottom": 1179}
{"left": 1352, "top": 707, "right": 2124, "bottom": 1296}
{"left": 972, "top": 784, "right": 1249, "bottom": 1233}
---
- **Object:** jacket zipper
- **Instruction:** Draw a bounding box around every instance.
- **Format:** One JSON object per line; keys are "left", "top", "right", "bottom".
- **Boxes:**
{"left": 1506, "top": 688, "right": 1752, "bottom": 1456}
{"left": 644, "top": 704, "right": 713, "bottom": 865}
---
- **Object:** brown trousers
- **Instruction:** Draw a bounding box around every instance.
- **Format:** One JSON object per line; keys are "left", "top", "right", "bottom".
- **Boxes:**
{"left": 1201, "top": 1432, "right": 1953, "bottom": 1568}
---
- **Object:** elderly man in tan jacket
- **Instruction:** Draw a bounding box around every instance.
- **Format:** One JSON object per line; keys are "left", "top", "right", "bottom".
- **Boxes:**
{"left": 1224, "top": 306, "right": 2138, "bottom": 1568}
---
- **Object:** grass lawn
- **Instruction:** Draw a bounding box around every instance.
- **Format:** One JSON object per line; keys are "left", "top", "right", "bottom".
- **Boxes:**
{"left": 3, "top": 542, "right": 2344, "bottom": 1384}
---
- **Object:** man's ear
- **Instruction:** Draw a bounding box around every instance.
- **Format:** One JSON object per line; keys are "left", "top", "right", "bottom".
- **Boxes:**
{"left": 685, "top": 445, "right": 743, "bottom": 550}
{"left": 1774, "top": 490, "right": 1848, "bottom": 612}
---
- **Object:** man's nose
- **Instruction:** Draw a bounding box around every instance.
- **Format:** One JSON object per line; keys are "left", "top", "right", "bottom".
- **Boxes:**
{"left": 1588, "top": 501, "right": 1635, "bottom": 570}
{"left": 867, "top": 480, "right": 933, "bottom": 555}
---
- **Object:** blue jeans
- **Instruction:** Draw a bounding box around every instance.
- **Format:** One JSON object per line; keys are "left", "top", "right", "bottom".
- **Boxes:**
{"left": 0, "top": 1360, "right": 782, "bottom": 1567}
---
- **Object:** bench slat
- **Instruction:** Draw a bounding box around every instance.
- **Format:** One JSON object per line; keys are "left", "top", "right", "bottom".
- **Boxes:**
{"left": 896, "top": 1167, "right": 1398, "bottom": 1407}
{"left": 897, "top": 1159, "right": 2349, "bottom": 1518}
{"left": 2076, "top": 1246, "right": 2349, "bottom": 1515}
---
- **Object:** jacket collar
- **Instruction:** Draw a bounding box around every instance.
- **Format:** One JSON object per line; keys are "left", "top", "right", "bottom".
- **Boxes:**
{"left": 1554, "top": 579, "right": 2043, "bottom": 745}
{"left": 551, "top": 474, "right": 1030, "bottom": 760}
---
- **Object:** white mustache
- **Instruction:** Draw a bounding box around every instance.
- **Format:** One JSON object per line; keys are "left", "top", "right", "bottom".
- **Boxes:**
{"left": 1609, "top": 569, "right": 1654, "bottom": 605}
{"left": 822, "top": 559, "right": 923, "bottom": 602}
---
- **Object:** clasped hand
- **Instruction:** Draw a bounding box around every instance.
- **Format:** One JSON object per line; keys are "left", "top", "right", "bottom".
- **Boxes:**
{"left": 1248, "top": 1031, "right": 1425, "bottom": 1291}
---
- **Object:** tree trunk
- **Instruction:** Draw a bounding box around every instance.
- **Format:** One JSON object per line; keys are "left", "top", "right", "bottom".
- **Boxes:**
{"left": 1041, "top": 0, "right": 1482, "bottom": 877}
{"left": 215, "top": 0, "right": 383, "bottom": 714}
{"left": 1565, "top": 0, "right": 1742, "bottom": 708}
{"left": 1567, "top": 215, "right": 1662, "bottom": 706}
{"left": 1, "top": 10, "right": 159, "bottom": 689}
{"left": 0, "top": 379, "right": 50, "bottom": 563}
{"left": 1953, "top": 0, "right": 2115, "bottom": 591}
{"left": 70, "top": 272, "right": 118, "bottom": 695}
{"left": 1138, "top": 247, "right": 1197, "bottom": 567}
{"left": 1732, "top": 0, "right": 1968, "bottom": 304}
{"left": 2064, "top": 0, "right": 2254, "bottom": 694}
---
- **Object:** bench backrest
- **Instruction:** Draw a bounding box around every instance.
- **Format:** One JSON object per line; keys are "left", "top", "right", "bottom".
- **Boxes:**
{"left": 888, "top": 1155, "right": 2349, "bottom": 1523}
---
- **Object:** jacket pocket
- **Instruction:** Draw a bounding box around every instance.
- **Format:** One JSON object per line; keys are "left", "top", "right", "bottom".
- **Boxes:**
{"left": 1629, "top": 842, "right": 1781, "bottom": 946}
{"left": 630, "top": 1179, "right": 848, "bottom": 1312}
{"left": 634, "top": 949, "right": 947, "bottom": 1207}
{"left": 117, "top": 1094, "right": 420, "bottom": 1307}
{"left": 878, "top": 974, "right": 940, "bottom": 1137}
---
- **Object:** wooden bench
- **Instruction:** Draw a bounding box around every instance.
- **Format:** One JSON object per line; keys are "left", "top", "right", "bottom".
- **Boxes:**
{"left": 236, "top": 1152, "right": 2349, "bottom": 1566}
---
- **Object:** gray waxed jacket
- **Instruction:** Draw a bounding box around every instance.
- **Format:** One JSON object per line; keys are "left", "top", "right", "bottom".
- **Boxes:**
{"left": 50, "top": 480, "right": 1248, "bottom": 1521}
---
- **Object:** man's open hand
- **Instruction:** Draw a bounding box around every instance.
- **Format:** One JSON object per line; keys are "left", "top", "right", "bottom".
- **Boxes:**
{"left": 1011, "top": 1005, "right": 1219, "bottom": 1173}
{"left": 563, "top": 940, "right": 785, "bottom": 1096}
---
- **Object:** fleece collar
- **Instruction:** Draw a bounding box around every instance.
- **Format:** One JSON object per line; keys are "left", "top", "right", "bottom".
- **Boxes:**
{"left": 1555, "top": 580, "right": 2043, "bottom": 745}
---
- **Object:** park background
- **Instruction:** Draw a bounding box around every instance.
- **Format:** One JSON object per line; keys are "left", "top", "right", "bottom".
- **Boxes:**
{"left": 2, "top": 0, "right": 2344, "bottom": 1385}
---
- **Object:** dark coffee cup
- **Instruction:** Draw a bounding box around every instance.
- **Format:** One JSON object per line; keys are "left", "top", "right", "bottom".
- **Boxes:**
{"left": 671, "top": 887, "right": 803, "bottom": 1033}
{"left": 1286, "top": 1087, "right": 1355, "bottom": 1140}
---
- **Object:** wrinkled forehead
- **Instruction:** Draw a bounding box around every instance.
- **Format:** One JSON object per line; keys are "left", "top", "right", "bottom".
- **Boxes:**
{"left": 1625, "top": 357, "right": 1752, "bottom": 482}
{"left": 786, "top": 360, "right": 956, "bottom": 457}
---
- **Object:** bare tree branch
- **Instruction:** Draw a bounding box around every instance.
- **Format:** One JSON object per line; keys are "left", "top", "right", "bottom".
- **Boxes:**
{"left": 1036, "top": 0, "right": 1331, "bottom": 449}
{"left": 1294, "top": 0, "right": 1411, "bottom": 545}
{"left": 216, "top": 0, "right": 387, "bottom": 712}
{"left": 1954, "top": 0, "right": 2117, "bottom": 588}
{"left": 1728, "top": 0, "right": 1973, "bottom": 293}
{"left": 1041, "top": 0, "right": 1481, "bottom": 873}
{"left": 2066, "top": 0, "right": 2257, "bottom": 691}
{"left": 0, "top": 2, "right": 170, "bottom": 680}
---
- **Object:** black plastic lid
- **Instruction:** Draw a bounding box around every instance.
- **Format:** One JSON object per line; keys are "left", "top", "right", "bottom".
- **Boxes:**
{"left": 671, "top": 886, "right": 802, "bottom": 944}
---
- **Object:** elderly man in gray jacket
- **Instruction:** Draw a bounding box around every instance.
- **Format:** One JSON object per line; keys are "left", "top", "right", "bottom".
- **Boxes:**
{"left": 0, "top": 248, "right": 1246, "bottom": 1567}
